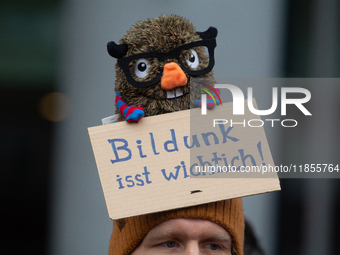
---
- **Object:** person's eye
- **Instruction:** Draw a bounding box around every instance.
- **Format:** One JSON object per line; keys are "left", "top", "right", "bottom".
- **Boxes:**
{"left": 209, "top": 244, "right": 219, "bottom": 250}
{"left": 203, "top": 243, "right": 220, "bottom": 251}
{"left": 186, "top": 49, "right": 199, "bottom": 69}
{"left": 161, "top": 240, "right": 177, "bottom": 248}
{"left": 134, "top": 58, "right": 150, "bottom": 78}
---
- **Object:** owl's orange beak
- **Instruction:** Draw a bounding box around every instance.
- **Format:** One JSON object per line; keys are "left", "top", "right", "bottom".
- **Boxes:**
{"left": 161, "top": 62, "right": 187, "bottom": 90}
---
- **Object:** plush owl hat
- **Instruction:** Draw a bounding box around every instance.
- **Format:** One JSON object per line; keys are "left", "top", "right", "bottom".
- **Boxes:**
{"left": 107, "top": 14, "right": 219, "bottom": 121}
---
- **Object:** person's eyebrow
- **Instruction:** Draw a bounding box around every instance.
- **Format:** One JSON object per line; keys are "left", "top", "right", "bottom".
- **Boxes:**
{"left": 143, "top": 229, "right": 188, "bottom": 246}
{"left": 143, "top": 230, "right": 232, "bottom": 246}
{"left": 201, "top": 232, "right": 232, "bottom": 245}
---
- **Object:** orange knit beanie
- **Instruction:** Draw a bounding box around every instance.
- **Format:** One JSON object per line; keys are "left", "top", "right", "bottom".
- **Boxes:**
{"left": 108, "top": 198, "right": 244, "bottom": 255}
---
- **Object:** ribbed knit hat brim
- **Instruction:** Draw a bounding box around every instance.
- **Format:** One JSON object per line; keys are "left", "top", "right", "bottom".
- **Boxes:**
{"left": 109, "top": 198, "right": 244, "bottom": 255}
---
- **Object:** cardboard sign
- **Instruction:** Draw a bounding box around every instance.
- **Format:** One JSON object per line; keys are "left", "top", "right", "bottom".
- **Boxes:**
{"left": 88, "top": 100, "right": 280, "bottom": 220}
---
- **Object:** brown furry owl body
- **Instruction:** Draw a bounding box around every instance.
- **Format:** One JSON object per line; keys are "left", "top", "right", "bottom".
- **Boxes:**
{"left": 111, "top": 15, "right": 216, "bottom": 121}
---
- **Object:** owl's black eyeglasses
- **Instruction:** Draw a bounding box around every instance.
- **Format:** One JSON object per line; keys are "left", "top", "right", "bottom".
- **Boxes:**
{"left": 117, "top": 38, "right": 216, "bottom": 88}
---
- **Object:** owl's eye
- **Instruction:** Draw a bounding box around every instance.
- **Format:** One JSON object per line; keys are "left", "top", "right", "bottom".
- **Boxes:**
{"left": 134, "top": 58, "right": 150, "bottom": 78}
{"left": 186, "top": 49, "right": 199, "bottom": 69}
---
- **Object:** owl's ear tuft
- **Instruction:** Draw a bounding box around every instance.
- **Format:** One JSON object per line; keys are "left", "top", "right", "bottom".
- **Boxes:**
{"left": 197, "top": 27, "right": 218, "bottom": 39}
{"left": 107, "top": 41, "right": 128, "bottom": 59}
